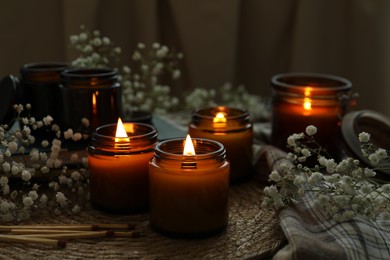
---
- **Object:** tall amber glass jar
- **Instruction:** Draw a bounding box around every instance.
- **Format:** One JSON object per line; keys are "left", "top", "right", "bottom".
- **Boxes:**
{"left": 21, "top": 62, "right": 70, "bottom": 121}
{"left": 188, "top": 106, "right": 253, "bottom": 183}
{"left": 60, "top": 68, "right": 121, "bottom": 131}
{"left": 271, "top": 73, "right": 353, "bottom": 159}
{"left": 149, "top": 137, "right": 230, "bottom": 237}
{"left": 88, "top": 122, "right": 158, "bottom": 213}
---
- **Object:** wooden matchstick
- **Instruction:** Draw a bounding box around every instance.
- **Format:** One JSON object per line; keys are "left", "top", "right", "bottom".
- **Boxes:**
{"left": 11, "top": 229, "right": 86, "bottom": 235}
{"left": 0, "top": 234, "right": 66, "bottom": 248}
{"left": 17, "top": 231, "right": 115, "bottom": 240}
{"left": 0, "top": 223, "right": 135, "bottom": 232}
{"left": 112, "top": 231, "right": 143, "bottom": 238}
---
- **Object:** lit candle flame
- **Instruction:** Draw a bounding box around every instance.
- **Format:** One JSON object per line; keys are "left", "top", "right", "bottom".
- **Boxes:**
{"left": 303, "top": 87, "right": 312, "bottom": 111}
{"left": 115, "top": 118, "right": 130, "bottom": 142}
{"left": 213, "top": 112, "right": 227, "bottom": 123}
{"left": 303, "top": 98, "right": 312, "bottom": 110}
{"left": 183, "top": 134, "right": 196, "bottom": 156}
{"left": 92, "top": 91, "right": 98, "bottom": 115}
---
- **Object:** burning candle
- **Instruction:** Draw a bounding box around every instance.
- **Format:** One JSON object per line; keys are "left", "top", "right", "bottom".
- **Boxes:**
{"left": 149, "top": 135, "right": 230, "bottom": 237}
{"left": 87, "top": 118, "right": 158, "bottom": 213}
{"left": 188, "top": 106, "right": 253, "bottom": 183}
{"left": 271, "top": 73, "right": 354, "bottom": 159}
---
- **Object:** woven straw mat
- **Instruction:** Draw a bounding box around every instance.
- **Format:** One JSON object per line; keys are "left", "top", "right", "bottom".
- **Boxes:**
{"left": 0, "top": 179, "right": 283, "bottom": 259}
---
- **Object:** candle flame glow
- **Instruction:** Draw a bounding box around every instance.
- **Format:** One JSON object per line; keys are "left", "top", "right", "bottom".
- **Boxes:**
{"left": 213, "top": 112, "right": 227, "bottom": 123}
{"left": 303, "top": 87, "right": 312, "bottom": 111}
{"left": 183, "top": 134, "right": 196, "bottom": 156}
{"left": 303, "top": 98, "right": 312, "bottom": 110}
{"left": 92, "top": 92, "right": 98, "bottom": 106}
{"left": 115, "top": 118, "right": 130, "bottom": 142}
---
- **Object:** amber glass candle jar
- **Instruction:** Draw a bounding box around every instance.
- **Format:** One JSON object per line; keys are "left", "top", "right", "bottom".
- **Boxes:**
{"left": 271, "top": 73, "right": 353, "bottom": 159}
{"left": 21, "top": 62, "right": 70, "bottom": 121}
{"left": 188, "top": 106, "right": 253, "bottom": 183}
{"left": 149, "top": 137, "right": 230, "bottom": 237}
{"left": 60, "top": 68, "right": 121, "bottom": 131}
{"left": 88, "top": 121, "right": 158, "bottom": 213}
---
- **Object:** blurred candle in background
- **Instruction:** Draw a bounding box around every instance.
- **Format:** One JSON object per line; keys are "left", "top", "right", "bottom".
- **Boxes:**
{"left": 189, "top": 106, "right": 253, "bottom": 183}
{"left": 270, "top": 73, "right": 354, "bottom": 159}
{"left": 60, "top": 68, "right": 121, "bottom": 131}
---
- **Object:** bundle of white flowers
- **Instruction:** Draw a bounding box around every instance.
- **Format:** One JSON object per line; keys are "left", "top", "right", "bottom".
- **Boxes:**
{"left": 262, "top": 125, "right": 390, "bottom": 222}
{"left": 0, "top": 104, "right": 90, "bottom": 222}
{"left": 69, "top": 25, "right": 270, "bottom": 121}
{"left": 120, "top": 42, "right": 183, "bottom": 115}
{"left": 69, "top": 25, "right": 183, "bottom": 115}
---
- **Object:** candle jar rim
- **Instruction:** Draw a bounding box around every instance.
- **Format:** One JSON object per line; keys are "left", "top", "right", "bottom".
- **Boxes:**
{"left": 271, "top": 72, "right": 352, "bottom": 97}
{"left": 154, "top": 137, "right": 226, "bottom": 161}
{"left": 61, "top": 68, "right": 118, "bottom": 88}
{"left": 191, "top": 106, "right": 250, "bottom": 121}
{"left": 90, "top": 122, "right": 158, "bottom": 151}
{"left": 190, "top": 106, "right": 252, "bottom": 133}
{"left": 21, "top": 62, "right": 70, "bottom": 83}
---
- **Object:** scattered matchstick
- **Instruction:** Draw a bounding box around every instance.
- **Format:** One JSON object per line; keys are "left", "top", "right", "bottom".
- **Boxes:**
{"left": 0, "top": 234, "right": 66, "bottom": 248}
{"left": 0, "top": 223, "right": 135, "bottom": 232}
{"left": 17, "top": 231, "right": 115, "bottom": 240}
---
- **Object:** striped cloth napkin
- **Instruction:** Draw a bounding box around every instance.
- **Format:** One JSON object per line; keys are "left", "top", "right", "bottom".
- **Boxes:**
{"left": 257, "top": 145, "right": 390, "bottom": 260}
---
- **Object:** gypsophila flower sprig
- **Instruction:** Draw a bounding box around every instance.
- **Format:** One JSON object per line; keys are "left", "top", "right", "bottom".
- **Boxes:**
{"left": 69, "top": 25, "right": 121, "bottom": 68}
{"left": 69, "top": 26, "right": 183, "bottom": 115}
{"left": 0, "top": 104, "right": 90, "bottom": 223}
{"left": 120, "top": 42, "right": 183, "bottom": 115}
{"left": 262, "top": 125, "right": 390, "bottom": 222}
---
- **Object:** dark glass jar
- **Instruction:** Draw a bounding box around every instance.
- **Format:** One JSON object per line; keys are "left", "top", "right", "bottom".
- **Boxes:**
{"left": 188, "top": 106, "right": 253, "bottom": 183}
{"left": 271, "top": 73, "right": 353, "bottom": 159}
{"left": 88, "top": 122, "right": 158, "bottom": 213}
{"left": 60, "top": 68, "right": 121, "bottom": 131}
{"left": 21, "top": 62, "right": 70, "bottom": 121}
{"left": 149, "top": 137, "right": 230, "bottom": 237}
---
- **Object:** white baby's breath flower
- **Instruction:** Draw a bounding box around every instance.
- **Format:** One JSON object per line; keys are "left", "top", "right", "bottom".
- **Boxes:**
{"left": 23, "top": 197, "right": 34, "bottom": 208}
{"left": 21, "top": 170, "right": 32, "bottom": 182}
{"left": 55, "top": 192, "right": 67, "bottom": 208}
{"left": 305, "top": 125, "right": 317, "bottom": 136}
{"left": 40, "top": 194, "right": 48, "bottom": 205}
{"left": 375, "top": 148, "right": 388, "bottom": 160}
{"left": 2, "top": 162, "right": 11, "bottom": 172}
{"left": 269, "top": 170, "right": 281, "bottom": 182}
{"left": 71, "top": 171, "right": 81, "bottom": 181}
{"left": 58, "top": 175, "right": 67, "bottom": 185}
{"left": 11, "top": 165, "right": 19, "bottom": 175}
{"left": 43, "top": 115, "right": 54, "bottom": 126}
{"left": 301, "top": 148, "right": 311, "bottom": 157}
{"left": 64, "top": 129, "right": 73, "bottom": 139}
{"left": 368, "top": 153, "right": 379, "bottom": 165}
{"left": 41, "top": 140, "right": 49, "bottom": 148}
{"left": 132, "top": 51, "right": 141, "bottom": 61}
{"left": 325, "top": 159, "right": 337, "bottom": 174}
{"left": 172, "top": 69, "right": 181, "bottom": 79}
{"left": 0, "top": 176, "right": 8, "bottom": 186}
{"left": 358, "top": 132, "right": 370, "bottom": 142}
{"left": 70, "top": 35, "right": 78, "bottom": 44}
{"left": 81, "top": 117, "right": 90, "bottom": 127}
{"left": 72, "top": 205, "right": 81, "bottom": 214}
{"left": 79, "top": 32, "right": 87, "bottom": 41}
{"left": 28, "top": 190, "right": 38, "bottom": 201}
{"left": 382, "top": 184, "right": 390, "bottom": 194}
{"left": 72, "top": 133, "right": 82, "bottom": 141}
{"left": 21, "top": 117, "right": 29, "bottom": 125}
